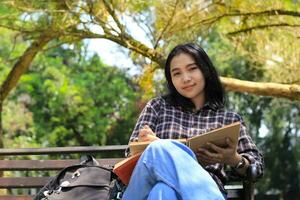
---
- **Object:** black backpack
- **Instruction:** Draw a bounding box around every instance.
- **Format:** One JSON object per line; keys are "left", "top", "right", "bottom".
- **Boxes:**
{"left": 34, "top": 155, "right": 125, "bottom": 200}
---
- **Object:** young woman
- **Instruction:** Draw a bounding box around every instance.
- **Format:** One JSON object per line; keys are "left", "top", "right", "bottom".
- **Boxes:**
{"left": 122, "top": 43, "right": 263, "bottom": 200}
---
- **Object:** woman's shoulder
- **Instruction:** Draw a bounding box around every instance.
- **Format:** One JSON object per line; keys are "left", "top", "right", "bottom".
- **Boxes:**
{"left": 145, "top": 96, "right": 168, "bottom": 110}
{"left": 214, "top": 109, "right": 244, "bottom": 122}
{"left": 147, "top": 96, "right": 167, "bottom": 107}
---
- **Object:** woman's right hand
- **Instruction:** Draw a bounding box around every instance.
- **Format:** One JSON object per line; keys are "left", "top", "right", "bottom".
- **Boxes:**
{"left": 138, "top": 125, "right": 159, "bottom": 142}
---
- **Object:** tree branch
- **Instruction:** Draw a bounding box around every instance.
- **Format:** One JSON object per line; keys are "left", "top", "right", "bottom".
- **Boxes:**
{"left": 227, "top": 23, "right": 300, "bottom": 35}
{"left": 205, "top": 9, "right": 300, "bottom": 25}
{"left": 229, "top": 9, "right": 300, "bottom": 18}
{"left": 0, "top": 34, "right": 55, "bottom": 102}
{"left": 172, "top": 9, "right": 300, "bottom": 34}
{"left": 70, "top": 29, "right": 165, "bottom": 67}
{"left": 221, "top": 77, "right": 300, "bottom": 101}
{"left": 154, "top": 0, "right": 179, "bottom": 49}
{"left": 102, "top": 0, "right": 125, "bottom": 34}
{"left": 68, "top": 28, "right": 300, "bottom": 101}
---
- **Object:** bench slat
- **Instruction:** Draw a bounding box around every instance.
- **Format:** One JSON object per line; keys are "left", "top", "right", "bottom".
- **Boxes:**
{"left": 0, "top": 177, "right": 50, "bottom": 188}
{"left": 0, "top": 195, "right": 33, "bottom": 200}
{"left": 0, "top": 178, "right": 244, "bottom": 198}
{"left": 0, "top": 146, "right": 127, "bottom": 156}
{"left": 0, "top": 177, "right": 244, "bottom": 198}
{"left": 0, "top": 158, "right": 124, "bottom": 171}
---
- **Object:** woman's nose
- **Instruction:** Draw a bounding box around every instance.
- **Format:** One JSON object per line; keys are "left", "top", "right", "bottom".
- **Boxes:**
{"left": 182, "top": 73, "right": 191, "bottom": 83}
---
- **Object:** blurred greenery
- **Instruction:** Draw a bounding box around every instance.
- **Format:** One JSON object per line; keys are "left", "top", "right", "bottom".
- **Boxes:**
{"left": 1, "top": 38, "right": 139, "bottom": 148}
{"left": 206, "top": 27, "right": 300, "bottom": 200}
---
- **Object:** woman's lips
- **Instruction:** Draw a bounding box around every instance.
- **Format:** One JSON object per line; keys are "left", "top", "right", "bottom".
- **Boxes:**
{"left": 182, "top": 84, "right": 195, "bottom": 90}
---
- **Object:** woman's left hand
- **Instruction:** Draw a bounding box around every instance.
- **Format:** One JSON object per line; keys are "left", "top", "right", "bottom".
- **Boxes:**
{"left": 196, "top": 138, "right": 240, "bottom": 167}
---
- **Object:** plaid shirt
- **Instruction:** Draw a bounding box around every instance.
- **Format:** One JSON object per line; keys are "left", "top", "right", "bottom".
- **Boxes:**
{"left": 128, "top": 96, "right": 263, "bottom": 193}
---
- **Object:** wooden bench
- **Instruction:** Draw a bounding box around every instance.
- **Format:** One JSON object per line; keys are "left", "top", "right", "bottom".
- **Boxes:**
{"left": 0, "top": 145, "right": 258, "bottom": 200}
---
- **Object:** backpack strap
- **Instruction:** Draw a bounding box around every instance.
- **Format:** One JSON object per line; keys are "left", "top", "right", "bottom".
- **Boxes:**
{"left": 80, "top": 154, "right": 99, "bottom": 166}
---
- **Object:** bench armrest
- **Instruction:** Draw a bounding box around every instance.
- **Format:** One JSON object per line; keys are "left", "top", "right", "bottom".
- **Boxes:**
{"left": 243, "top": 164, "right": 260, "bottom": 200}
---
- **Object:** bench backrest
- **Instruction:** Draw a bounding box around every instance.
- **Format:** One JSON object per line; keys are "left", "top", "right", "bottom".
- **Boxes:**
{"left": 0, "top": 145, "right": 244, "bottom": 199}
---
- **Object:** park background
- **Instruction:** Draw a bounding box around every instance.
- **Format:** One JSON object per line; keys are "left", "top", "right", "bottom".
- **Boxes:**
{"left": 0, "top": 1, "right": 299, "bottom": 199}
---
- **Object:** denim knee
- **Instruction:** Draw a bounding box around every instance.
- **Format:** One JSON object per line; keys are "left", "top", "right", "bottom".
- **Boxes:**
{"left": 145, "top": 139, "right": 196, "bottom": 159}
{"left": 147, "top": 182, "right": 178, "bottom": 200}
{"left": 147, "top": 139, "right": 172, "bottom": 150}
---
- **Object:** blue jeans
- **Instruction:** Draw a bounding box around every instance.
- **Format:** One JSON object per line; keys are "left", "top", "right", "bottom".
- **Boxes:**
{"left": 122, "top": 140, "right": 226, "bottom": 200}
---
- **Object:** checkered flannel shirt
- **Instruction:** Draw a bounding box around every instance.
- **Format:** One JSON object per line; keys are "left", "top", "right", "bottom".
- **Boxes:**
{"left": 128, "top": 96, "right": 263, "bottom": 193}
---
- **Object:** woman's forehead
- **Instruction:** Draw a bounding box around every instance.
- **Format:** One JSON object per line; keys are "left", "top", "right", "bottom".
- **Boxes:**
{"left": 170, "top": 53, "right": 196, "bottom": 69}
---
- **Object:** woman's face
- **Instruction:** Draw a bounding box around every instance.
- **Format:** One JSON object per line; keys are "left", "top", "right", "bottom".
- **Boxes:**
{"left": 170, "top": 53, "right": 206, "bottom": 105}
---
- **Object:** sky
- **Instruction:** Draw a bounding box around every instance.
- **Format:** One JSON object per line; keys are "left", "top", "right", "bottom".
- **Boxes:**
{"left": 87, "top": 39, "right": 139, "bottom": 76}
{"left": 86, "top": 15, "right": 152, "bottom": 77}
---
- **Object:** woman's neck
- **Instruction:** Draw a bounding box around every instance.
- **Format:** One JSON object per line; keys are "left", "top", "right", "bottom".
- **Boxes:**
{"left": 192, "top": 96, "right": 205, "bottom": 111}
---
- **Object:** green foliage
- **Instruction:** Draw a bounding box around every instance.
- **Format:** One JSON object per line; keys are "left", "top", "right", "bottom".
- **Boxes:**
{"left": 126, "top": 0, "right": 155, "bottom": 13}
{"left": 207, "top": 30, "right": 300, "bottom": 199}
{"left": 3, "top": 43, "right": 138, "bottom": 147}
{"left": 224, "top": 92, "right": 300, "bottom": 200}
{"left": 258, "top": 100, "right": 300, "bottom": 199}
{"left": 2, "top": 98, "right": 35, "bottom": 147}
{"left": 0, "top": 28, "right": 27, "bottom": 83}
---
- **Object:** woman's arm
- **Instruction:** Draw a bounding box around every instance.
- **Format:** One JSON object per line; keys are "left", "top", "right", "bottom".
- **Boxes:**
{"left": 125, "top": 98, "right": 161, "bottom": 156}
{"left": 196, "top": 119, "right": 263, "bottom": 177}
{"left": 129, "top": 99, "right": 160, "bottom": 142}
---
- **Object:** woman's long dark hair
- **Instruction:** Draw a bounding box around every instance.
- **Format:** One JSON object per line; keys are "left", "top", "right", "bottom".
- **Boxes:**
{"left": 164, "top": 43, "right": 225, "bottom": 111}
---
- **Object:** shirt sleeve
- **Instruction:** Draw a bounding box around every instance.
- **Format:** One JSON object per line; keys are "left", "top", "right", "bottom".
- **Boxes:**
{"left": 236, "top": 117, "right": 264, "bottom": 178}
{"left": 125, "top": 98, "right": 160, "bottom": 157}
{"left": 130, "top": 99, "right": 159, "bottom": 141}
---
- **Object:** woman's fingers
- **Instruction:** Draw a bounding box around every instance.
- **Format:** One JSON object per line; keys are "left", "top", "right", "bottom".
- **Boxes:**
{"left": 138, "top": 130, "right": 149, "bottom": 141}
{"left": 141, "top": 125, "right": 155, "bottom": 136}
{"left": 207, "top": 142, "right": 223, "bottom": 153}
{"left": 138, "top": 125, "right": 158, "bottom": 142}
{"left": 225, "top": 138, "right": 235, "bottom": 148}
{"left": 197, "top": 147, "right": 223, "bottom": 164}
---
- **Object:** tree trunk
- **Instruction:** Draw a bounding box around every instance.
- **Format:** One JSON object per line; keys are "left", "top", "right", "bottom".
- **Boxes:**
{"left": 0, "top": 100, "right": 3, "bottom": 149}
{"left": 0, "top": 34, "right": 55, "bottom": 102}
{"left": 0, "top": 34, "right": 55, "bottom": 149}
{"left": 0, "top": 100, "right": 4, "bottom": 188}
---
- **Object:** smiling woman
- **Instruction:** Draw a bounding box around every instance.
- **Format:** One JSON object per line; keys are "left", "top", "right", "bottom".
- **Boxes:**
{"left": 121, "top": 43, "right": 264, "bottom": 200}
{"left": 169, "top": 53, "right": 206, "bottom": 110}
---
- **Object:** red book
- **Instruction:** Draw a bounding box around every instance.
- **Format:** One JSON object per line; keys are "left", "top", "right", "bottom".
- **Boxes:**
{"left": 113, "top": 152, "right": 142, "bottom": 185}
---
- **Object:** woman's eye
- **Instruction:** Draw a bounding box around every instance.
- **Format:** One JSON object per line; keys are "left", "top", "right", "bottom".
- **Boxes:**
{"left": 190, "top": 67, "right": 198, "bottom": 71}
{"left": 172, "top": 72, "right": 180, "bottom": 76}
